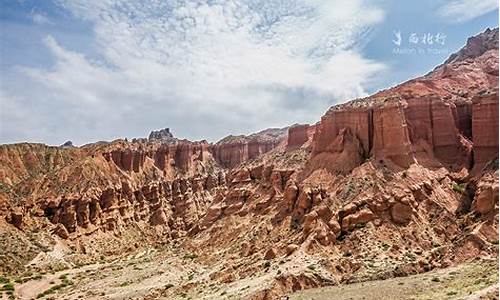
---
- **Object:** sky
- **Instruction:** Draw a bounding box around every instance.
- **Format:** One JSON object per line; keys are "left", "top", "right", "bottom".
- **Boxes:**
{"left": 0, "top": 0, "right": 498, "bottom": 146}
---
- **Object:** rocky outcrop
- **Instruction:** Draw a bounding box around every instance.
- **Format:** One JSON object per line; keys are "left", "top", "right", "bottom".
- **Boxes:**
{"left": 40, "top": 173, "right": 225, "bottom": 237}
{"left": 445, "top": 27, "right": 498, "bottom": 64}
{"left": 472, "top": 179, "right": 499, "bottom": 214}
{"left": 372, "top": 96, "right": 473, "bottom": 168}
{"left": 287, "top": 124, "right": 311, "bottom": 149}
{"left": 102, "top": 140, "right": 213, "bottom": 174}
{"left": 310, "top": 96, "right": 475, "bottom": 171}
{"left": 211, "top": 141, "right": 272, "bottom": 169}
{"left": 313, "top": 108, "right": 372, "bottom": 156}
{"left": 149, "top": 141, "right": 211, "bottom": 173}
{"left": 60, "top": 141, "right": 74, "bottom": 148}
{"left": 148, "top": 128, "right": 176, "bottom": 142}
{"left": 104, "top": 148, "right": 147, "bottom": 172}
{"left": 211, "top": 127, "right": 287, "bottom": 168}
{"left": 472, "top": 91, "right": 499, "bottom": 169}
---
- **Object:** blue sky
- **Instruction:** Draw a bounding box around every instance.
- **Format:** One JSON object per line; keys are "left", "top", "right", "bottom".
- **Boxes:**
{"left": 0, "top": 0, "right": 498, "bottom": 145}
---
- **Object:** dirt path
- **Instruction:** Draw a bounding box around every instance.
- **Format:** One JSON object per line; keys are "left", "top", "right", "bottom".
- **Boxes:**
{"left": 16, "top": 276, "right": 55, "bottom": 300}
{"left": 15, "top": 263, "right": 104, "bottom": 300}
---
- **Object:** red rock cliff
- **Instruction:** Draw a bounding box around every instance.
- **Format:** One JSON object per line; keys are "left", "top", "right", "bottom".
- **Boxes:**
{"left": 287, "top": 124, "right": 311, "bottom": 149}
{"left": 472, "top": 91, "right": 499, "bottom": 168}
{"left": 211, "top": 127, "right": 287, "bottom": 168}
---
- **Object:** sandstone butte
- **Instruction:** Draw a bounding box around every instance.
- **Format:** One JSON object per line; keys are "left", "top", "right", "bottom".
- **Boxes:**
{"left": 0, "top": 28, "right": 498, "bottom": 300}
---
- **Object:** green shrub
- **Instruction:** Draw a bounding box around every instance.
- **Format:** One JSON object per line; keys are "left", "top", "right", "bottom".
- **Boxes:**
{"left": 452, "top": 183, "right": 465, "bottom": 194}
{"left": 183, "top": 253, "right": 198, "bottom": 260}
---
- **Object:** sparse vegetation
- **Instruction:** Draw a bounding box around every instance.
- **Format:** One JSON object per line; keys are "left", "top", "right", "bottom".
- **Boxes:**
{"left": 2, "top": 283, "right": 14, "bottom": 291}
{"left": 452, "top": 183, "right": 465, "bottom": 194}
{"left": 120, "top": 281, "right": 131, "bottom": 287}
{"left": 36, "top": 278, "right": 74, "bottom": 298}
{"left": 183, "top": 253, "right": 198, "bottom": 260}
{"left": 381, "top": 243, "right": 390, "bottom": 251}
{"left": 404, "top": 252, "right": 416, "bottom": 261}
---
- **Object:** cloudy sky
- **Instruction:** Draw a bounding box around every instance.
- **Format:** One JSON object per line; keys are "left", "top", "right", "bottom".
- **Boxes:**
{"left": 0, "top": 0, "right": 498, "bottom": 145}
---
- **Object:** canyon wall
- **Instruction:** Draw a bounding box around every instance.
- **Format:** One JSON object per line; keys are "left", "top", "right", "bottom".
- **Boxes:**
{"left": 310, "top": 90, "right": 497, "bottom": 171}
{"left": 472, "top": 91, "right": 499, "bottom": 168}
{"left": 211, "top": 128, "right": 287, "bottom": 168}
{"left": 211, "top": 141, "right": 279, "bottom": 168}
{"left": 102, "top": 141, "right": 213, "bottom": 176}
{"left": 286, "top": 124, "right": 317, "bottom": 149}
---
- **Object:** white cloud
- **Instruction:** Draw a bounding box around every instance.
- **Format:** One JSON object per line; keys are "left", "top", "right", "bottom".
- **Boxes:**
{"left": 1, "top": 0, "right": 386, "bottom": 145}
{"left": 437, "top": 0, "right": 498, "bottom": 23}
{"left": 30, "top": 11, "right": 54, "bottom": 25}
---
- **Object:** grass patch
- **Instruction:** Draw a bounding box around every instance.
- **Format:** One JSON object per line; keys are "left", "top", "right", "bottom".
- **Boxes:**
{"left": 2, "top": 283, "right": 14, "bottom": 291}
